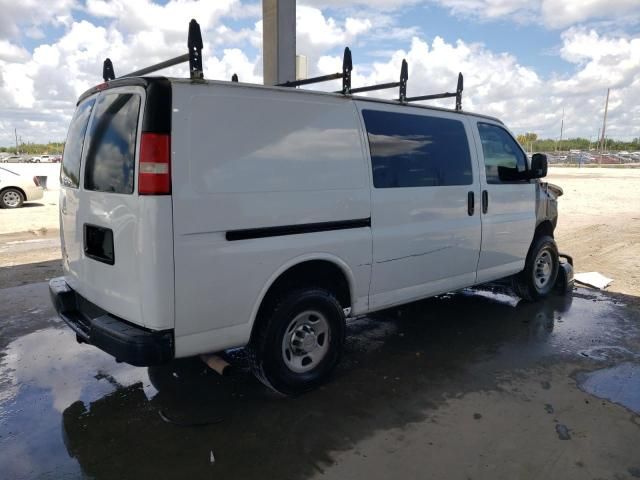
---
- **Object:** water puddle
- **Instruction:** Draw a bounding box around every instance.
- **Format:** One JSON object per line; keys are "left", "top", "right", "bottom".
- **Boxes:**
{"left": 578, "top": 362, "right": 640, "bottom": 414}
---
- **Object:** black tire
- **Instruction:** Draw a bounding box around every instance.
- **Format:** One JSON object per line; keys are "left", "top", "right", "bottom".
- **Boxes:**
{"left": 513, "top": 234, "right": 559, "bottom": 302}
{"left": 247, "top": 288, "right": 346, "bottom": 395}
{"left": 0, "top": 188, "right": 24, "bottom": 209}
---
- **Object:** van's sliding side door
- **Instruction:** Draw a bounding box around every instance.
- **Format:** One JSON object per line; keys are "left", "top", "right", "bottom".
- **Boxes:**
{"left": 358, "top": 103, "right": 482, "bottom": 310}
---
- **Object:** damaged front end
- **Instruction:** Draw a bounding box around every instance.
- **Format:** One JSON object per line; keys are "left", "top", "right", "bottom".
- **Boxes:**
{"left": 536, "top": 181, "right": 574, "bottom": 293}
{"left": 536, "top": 181, "right": 563, "bottom": 230}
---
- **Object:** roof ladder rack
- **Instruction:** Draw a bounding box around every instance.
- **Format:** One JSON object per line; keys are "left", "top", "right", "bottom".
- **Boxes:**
{"left": 278, "top": 47, "right": 353, "bottom": 94}
{"left": 403, "top": 73, "right": 463, "bottom": 111}
{"left": 102, "top": 19, "right": 204, "bottom": 82}
{"left": 347, "top": 59, "right": 408, "bottom": 100}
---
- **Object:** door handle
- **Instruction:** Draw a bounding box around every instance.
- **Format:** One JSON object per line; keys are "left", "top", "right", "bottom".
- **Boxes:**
{"left": 482, "top": 190, "right": 488, "bottom": 214}
{"left": 467, "top": 191, "right": 475, "bottom": 216}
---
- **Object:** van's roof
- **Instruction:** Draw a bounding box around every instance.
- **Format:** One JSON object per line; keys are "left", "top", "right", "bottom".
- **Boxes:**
{"left": 77, "top": 76, "right": 504, "bottom": 125}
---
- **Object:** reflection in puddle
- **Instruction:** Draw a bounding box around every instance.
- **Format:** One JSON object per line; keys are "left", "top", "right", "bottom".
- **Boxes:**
{"left": 1, "top": 328, "right": 154, "bottom": 413}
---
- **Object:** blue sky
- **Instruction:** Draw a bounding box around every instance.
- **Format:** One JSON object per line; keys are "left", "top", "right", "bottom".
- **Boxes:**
{"left": 0, "top": 0, "right": 639, "bottom": 146}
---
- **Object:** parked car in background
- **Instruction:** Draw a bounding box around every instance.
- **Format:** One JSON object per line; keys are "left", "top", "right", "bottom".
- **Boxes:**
{"left": 0, "top": 166, "right": 44, "bottom": 208}
{"left": 29, "top": 155, "right": 54, "bottom": 162}
{"left": 0, "top": 155, "right": 23, "bottom": 163}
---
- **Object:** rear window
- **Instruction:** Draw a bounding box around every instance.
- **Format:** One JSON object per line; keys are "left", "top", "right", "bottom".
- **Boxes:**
{"left": 362, "top": 109, "right": 472, "bottom": 188}
{"left": 84, "top": 93, "right": 141, "bottom": 194}
{"left": 61, "top": 99, "right": 95, "bottom": 188}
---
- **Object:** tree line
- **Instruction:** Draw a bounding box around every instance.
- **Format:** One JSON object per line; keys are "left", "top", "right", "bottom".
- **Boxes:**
{"left": 516, "top": 133, "right": 640, "bottom": 152}
{"left": 0, "top": 142, "right": 64, "bottom": 155}
{"left": 2, "top": 136, "right": 640, "bottom": 156}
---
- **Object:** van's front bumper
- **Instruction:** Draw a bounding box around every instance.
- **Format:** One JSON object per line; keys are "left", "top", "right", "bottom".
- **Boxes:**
{"left": 49, "top": 277, "right": 174, "bottom": 366}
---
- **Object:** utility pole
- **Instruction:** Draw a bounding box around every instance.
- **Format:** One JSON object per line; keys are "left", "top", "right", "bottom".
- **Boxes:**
{"left": 262, "top": 0, "right": 296, "bottom": 85}
{"left": 599, "top": 88, "right": 610, "bottom": 153}
{"left": 559, "top": 108, "right": 564, "bottom": 151}
{"left": 14, "top": 128, "right": 18, "bottom": 154}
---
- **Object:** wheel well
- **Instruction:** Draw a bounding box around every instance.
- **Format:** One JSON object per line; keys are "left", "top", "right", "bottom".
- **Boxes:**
{"left": 534, "top": 220, "right": 554, "bottom": 239}
{"left": 253, "top": 260, "right": 351, "bottom": 337}
{"left": 0, "top": 186, "right": 26, "bottom": 200}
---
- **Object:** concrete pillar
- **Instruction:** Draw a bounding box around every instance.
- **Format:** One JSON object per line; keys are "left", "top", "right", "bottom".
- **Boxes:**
{"left": 262, "top": 0, "right": 296, "bottom": 85}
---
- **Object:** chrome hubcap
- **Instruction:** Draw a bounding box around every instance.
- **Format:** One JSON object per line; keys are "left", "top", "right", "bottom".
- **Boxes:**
{"left": 281, "top": 310, "right": 330, "bottom": 373}
{"left": 2, "top": 191, "right": 20, "bottom": 207}
{"left": 534, "top": 249, "right": 553, "bottom": 289}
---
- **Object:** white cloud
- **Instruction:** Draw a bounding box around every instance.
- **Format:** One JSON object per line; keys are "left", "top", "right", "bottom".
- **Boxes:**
{"left": 85, "top": 0, "right": 237, "bottom": 34}
{"left": 431, "top": 0, "right": 640, "bottom": 29}
{"left": 435, "top": 0, "right": 533, "bottom": 19}
{"left": 0, "top": 0, "right": 76, "bottom": 39}
{"left": 205, "top": 48, "right": 262, "bottom": 83}
{"left": 0, "top": 2, "right": 639, "bottom": 146}
{"left": 541, "top": 0, "right": 640, "bottom": 29}
{"left": 303, "top": 0, "right": 640, "bottom": 29}
{"left": 314, "top": 30, "right": 639, "bottom": 140}
{"left": 300, "top": 0, "right": 420, "bottom": 9}
{"left": 0, "top": 40, "right": 29, "bottom": 62}
{"left": 0, "top": 7, "right": 263, "bottom": 145}
{"left": 296, "top": 6, "right": 375, "bottom": 72}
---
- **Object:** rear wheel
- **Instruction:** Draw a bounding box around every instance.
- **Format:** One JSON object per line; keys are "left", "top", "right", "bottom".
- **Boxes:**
{"left": 513, "top": 235, "right": 559, "bottom": 301}
{"left": 0, "top": 188, "right": 24, "bottom": 209}
{"left": 247, "top": 288, "right": 345, "bottom": 395}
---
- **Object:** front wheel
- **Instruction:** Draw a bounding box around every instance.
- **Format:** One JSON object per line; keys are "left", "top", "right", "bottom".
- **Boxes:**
{"left": 513, "top": 235, "right": 559, "bottom": 302}
{"left": 247, "top": 288, "right": 346, "bottom": 395}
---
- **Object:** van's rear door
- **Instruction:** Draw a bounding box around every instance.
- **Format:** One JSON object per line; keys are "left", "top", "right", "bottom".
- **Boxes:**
{"left": 60, "top": 84, "right": 174, "bottom": 330}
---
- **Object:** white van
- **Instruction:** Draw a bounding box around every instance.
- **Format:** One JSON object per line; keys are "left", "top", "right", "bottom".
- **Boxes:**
{"left": 50, "top": 25, "right": 567, "bottom": 394}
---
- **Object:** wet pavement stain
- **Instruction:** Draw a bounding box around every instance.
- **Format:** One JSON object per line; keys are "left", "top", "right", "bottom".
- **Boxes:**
{"left": 555, "top": 423, "right": 571, "bottom": 440}
{"left": 577, "top": 362, "right": 640, "bottom": 414}
{"left": 1, "top": 283, "right": 640, "bottom": 479}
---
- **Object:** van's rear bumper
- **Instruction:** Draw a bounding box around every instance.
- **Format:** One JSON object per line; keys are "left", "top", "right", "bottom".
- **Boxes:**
{"left": 49, "top": 277, "right": 174, "bottom": 366}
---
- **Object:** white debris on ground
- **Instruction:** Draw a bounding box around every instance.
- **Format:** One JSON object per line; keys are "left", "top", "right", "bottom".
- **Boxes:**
{"left": 574, "top": 272, "right": 613, "bottom": 289}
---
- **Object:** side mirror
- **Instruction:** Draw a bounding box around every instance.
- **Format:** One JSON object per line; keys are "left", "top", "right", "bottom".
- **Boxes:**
{"left": 530, "top": 153, "right": 547, "bottom": 179}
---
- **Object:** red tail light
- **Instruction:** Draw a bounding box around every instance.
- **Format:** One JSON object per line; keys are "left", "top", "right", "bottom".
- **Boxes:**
{"left": 33, "top": 176, "right": 40, "bottom": 187}
{"left": 138, "top": 133, "right": 171, "bottom": 195}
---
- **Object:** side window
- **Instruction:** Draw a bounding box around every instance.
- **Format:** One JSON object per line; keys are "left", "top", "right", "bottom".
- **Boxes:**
{"left": 477, "top": 123, "right": 527, "bottom": 184}
{"left": 362, "top": 109, "right": 472, "bottom": 188}
{"left": 84, "top": 93, "right": 141, "bottom": 194}
{"left": 61, "top": 99, "right": 95, "bottom": 188}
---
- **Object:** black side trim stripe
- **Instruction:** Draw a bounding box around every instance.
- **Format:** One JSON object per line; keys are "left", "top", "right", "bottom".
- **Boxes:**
{"left": 226, "top": 218, "right": 371, "bottom": 241}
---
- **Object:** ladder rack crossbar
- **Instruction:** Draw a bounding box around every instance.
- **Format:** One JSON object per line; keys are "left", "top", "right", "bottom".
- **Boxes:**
{"left": 120, "top": 54, "right": 190, "bottom": 79}
{"left": 348, "top": 81, "right": 400, "bottom": 94}
{"left": 404, "top": 92, "right": 456, "bottom": 102}
{"left": 278, "top": 72, "right": 343, "bottom": 88}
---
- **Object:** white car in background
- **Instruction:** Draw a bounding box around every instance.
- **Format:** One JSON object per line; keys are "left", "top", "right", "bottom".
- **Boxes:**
{"left": 0, "top": 166, "right": 44, "bottom": 208}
